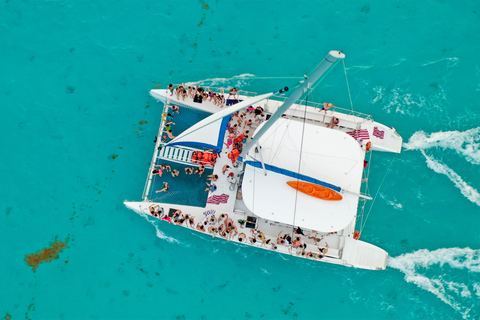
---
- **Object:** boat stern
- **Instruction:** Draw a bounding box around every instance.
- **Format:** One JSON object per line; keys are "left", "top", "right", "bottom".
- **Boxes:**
{"left": 341, "top": 237, "right": 388, "bottom": 270}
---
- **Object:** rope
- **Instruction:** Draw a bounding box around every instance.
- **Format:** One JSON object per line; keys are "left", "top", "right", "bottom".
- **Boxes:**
{"left": 359, "top": 153, "right": 398, "bottom": 234}
{"left": 342, "top": 59, "right": 354, "bottom": 111}
{"left": 291, "top": 91, "right": 309, "bottom": 239}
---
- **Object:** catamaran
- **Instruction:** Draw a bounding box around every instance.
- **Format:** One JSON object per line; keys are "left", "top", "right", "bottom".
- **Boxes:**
{"left": 125, "top": 51, "right": 402, "bottom": 270}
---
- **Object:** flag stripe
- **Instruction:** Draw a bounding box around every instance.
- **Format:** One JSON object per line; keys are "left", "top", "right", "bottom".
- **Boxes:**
{"left": 207, "top": 193, "right": 229, "bottom": 205}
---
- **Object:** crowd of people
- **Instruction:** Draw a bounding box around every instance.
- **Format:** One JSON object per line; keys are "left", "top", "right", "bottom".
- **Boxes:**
{"left": 148, "top": 204, "right": 332, "bottom": 259}
{"left": 169, "top": 83, "right": 227, "bottom": 107}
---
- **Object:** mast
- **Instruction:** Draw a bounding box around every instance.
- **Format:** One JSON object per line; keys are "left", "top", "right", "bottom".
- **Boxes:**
{"left": 241, "top": 50, "right": 345, "bottom": 158}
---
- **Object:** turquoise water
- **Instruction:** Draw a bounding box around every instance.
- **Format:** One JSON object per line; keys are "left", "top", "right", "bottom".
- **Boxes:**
{"left": 1, "top": 1, "right": 480, "bottom": 319}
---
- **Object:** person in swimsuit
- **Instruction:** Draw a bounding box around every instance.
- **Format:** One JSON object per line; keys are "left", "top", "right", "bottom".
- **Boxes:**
{"left": 149, "top": 204, "right": 160, "bottom": 217}
{"left": 218, "top": 214, "right": 228, "bottom": 224}
{"left": 208, "top": 227, "right": 217, "bottom": 238}
{"left": 170, "top": 105, "right": 180, "bottom": 114}
{"left": 196, "top": 223, "right": 205, "bottom": 232}
{"left": 152, "top": 168, "right": 163, "bottom": 176}
{"left": 327, "top": 116, "right": 339, "bottom": 129}
{"left": 164, "top": 129, "right": 175, "bottom": 139}
{"left": 185, "top": 167, "right": 194, "bottom": 175}
{"left": 156, "top": 182, "right": 169, "bottom": 193}
{"left": 238, "top": 233, "right": 246, "bottom": 242}
{"left": 222, "top": 165, "right": 230, "bottom": 175}
{"left": 207, "top": 174, "right": 218, "bottom": 181}
{"left": 168, "top": 84, "right": 173, "bottom": 96}
{"left": 171, "top": 169, "right": 180, "bottom": 177}
{"left": 205, "top": 182, "right": 217, "bottom": 192}
{"left": 194, "top": 165, "right": 205, "bottom": 177}
{"left": 319, "top": 102, "right": 334, "bottom": 113}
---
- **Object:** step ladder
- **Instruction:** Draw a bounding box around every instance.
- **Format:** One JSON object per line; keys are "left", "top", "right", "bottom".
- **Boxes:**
{"left": 158, "top": 146, "right": 205, "bottom": 167}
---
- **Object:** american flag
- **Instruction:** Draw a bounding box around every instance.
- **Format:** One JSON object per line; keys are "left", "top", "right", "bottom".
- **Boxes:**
{"left": 373, "top": 127, "right": 385, "bottom": 139}
{"left": 346, "top": 129, "right": 370, "bottom": 141}
{"left": 207, "top": 193, "right": 229, "bottom": 205}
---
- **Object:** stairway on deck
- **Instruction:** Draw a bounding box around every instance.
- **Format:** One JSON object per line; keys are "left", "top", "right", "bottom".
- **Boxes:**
{"left": 159, "top": 146, "right": 195, "bottom": 166}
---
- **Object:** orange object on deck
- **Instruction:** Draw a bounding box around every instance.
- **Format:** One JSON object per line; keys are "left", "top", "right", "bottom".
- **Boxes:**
{"left": 353, "top": 231, "right": 360, "bottom": 240}
{"left": 287, "top": 181, "right": 343, "bottom": 201}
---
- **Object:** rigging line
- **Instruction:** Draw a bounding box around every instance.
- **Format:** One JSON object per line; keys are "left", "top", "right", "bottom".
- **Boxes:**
{"left": 291, "top": 91, "right": 309, "bottom": 239}
{"left": 359, "top": 149, "right": 373, "bottom": 233}
{"left": 342, "top": 59, "right": 354, "bottom": 112}
{"left": 359, "top": 153, "right": 398, "bottom": 235}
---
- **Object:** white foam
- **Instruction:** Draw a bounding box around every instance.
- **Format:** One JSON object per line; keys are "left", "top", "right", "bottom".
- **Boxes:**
{"left": 380, "top": 194, "right": 403, "bottom": 210}
{"left": 134, "top": 210, "right": 181, "bottom": 244}
{"left": 404, "top": 128, "right": 480, "bottom": 165}
{"left": 420, "top": 150, "right": 480, "bottom": 206}
{"left": 372, "top": 86, "right": 428, "bottom": 116}
{"left": 422, "top": 57, "right": 459, "bottom": 68}
{"left": 389, "top": 247, "right": 480, "bottom": 319}
{"left": 186, "top": 73, "right": 256, "bottom": 88}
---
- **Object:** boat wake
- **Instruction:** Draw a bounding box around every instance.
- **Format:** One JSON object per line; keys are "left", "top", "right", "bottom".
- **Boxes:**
{"left": 404, "top": 128, "right": 480, "bottom": 165}
{"left": 185, "top": 73, "right": 256, "bottom": 88}
{"left": 372, "top": 86, "right": 447, "bottom": 117}
{"left": 420, "top": 150, "right": 480, "bottom": 206}
{"left": 134, "top": 210, "right": 181, "bottom": 244}
{"left": 403, "top": 128, "right": 480, "bottom": 206}
{"left": 388, "top": 247, "right": 480, "bottom": 319}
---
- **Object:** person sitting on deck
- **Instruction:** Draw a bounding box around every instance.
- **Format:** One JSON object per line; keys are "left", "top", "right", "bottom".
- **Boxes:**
{"left": 185, "top": 167, "right": 194, "bottom": 175}
{"left": 218, "top": 214, "right": 228, "bottom": 224}
{"left": 222, "top": 165, "right": 230, "bottom": 175}
{"left": 205, "top": 182, "right": 217, "bottom": 193}
{"left": 257, "top": 231, "right": 271, "bottom": 248}
{"left": 294, "top": 227, "right": 305, "bottom": 236}
{"left": 307, "top": 233, "right": 324, "bottom": 245}
{"left": 208, "top": 227, "right": 217, "bottom": 238}
{"left": 156, "top": 182, "right": 169, "bottom": 193}
{"left": 317, "top": 243, "right": 329, "bottom": 258}
{"left": 327, "top": 116, "right": 339, "bottom": 129}
{"left": 208, "top": 215, "right": 217, "bottom": 225}
{"left": 149, "top": 205, "right": 160, "bottom": 217}
{"left": 207, "top": 174, "right": 218, "bottom": 182}
{"left": 168, "top": 83, "right": 174, "bottom": 96}
{"left": 196, "top": 223, "right": 206, "bottom": 232}
{"left": 172, "top": 210, "right": 182, "bottom": 220}
{"left": 238, "top": 233, "right": 246, "bottom": 243}
{"left": 195, "top": 165, "right": 205, "bottom": 177}
{"left": 185, "top": 214, "right": 195, "bottom": 229}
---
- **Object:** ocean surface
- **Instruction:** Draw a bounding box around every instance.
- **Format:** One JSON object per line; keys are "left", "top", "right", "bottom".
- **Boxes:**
{"left": 1, "top": 0, "right": 480, "bottom": 319}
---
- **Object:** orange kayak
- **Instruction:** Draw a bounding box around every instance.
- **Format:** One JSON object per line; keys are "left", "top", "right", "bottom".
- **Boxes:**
{"left": 287, "top": 181, "right": 343, "bottom": 201}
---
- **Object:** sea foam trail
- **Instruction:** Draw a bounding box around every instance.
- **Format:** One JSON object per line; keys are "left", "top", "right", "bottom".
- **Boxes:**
{"left": 185, "top": 73, "right": 255, "bottom": 88}
{"left": 403, "top": 128, "right": 480, "bottom": 165}
{"left": 389, "top": 247, "right": 480, "bottom": 319}
{"left": 420, "top": 150, "right": 480, "bottom": 206}
{"left": 134, "top": 210, "right": 181, "bottom": 244}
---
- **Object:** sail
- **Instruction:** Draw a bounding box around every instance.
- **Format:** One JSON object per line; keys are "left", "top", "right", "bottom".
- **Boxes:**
{"left": 166, "top": 92, "right": 275, "bottom": 152}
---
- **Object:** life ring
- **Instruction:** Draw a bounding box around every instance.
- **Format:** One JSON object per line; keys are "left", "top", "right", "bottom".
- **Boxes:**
{"left": 366, "top": 141, "right": 372, "bottom": 152}
{"left": 353, "top": 231, "right": 360, "bottom": 240}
